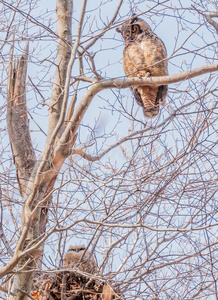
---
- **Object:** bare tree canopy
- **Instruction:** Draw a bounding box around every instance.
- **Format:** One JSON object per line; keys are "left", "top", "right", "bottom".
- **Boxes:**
{"left": 0, "top": 0, "right": 217, "bottom": 299}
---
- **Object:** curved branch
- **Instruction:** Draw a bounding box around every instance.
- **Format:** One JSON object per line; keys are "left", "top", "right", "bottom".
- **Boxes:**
{"left": 100, "top": 63, "right": 218, "bottom": 89}
{"left": 59, "top": 63, "right": 218, "bottom": 150}
{"left": 205, "top": 13, "right": 218, "bottom": 34}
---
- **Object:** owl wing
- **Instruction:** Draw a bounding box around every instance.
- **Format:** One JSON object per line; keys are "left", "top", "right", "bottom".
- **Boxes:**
{"left": 131, "top": 88, "right": 144, "bottom": 107}
{"left": 156, "top": 85, "right": 168, "bottom": 105}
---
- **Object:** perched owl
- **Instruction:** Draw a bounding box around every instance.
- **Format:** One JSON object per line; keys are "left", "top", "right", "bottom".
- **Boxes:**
{"left": 63, "top": 245, "right": 97, "bottom": 274}
{"left": 116, "top": 15, "right": 168, "bottom": 118}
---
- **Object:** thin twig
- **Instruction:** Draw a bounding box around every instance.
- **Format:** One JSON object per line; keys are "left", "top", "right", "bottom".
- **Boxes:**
{"left": 61, "top": 273, "right": 66, "bottom": 300}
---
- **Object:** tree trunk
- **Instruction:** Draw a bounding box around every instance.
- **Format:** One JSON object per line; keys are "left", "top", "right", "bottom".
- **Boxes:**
{"left": 7, "top": 1, "right": 73, "bottom": 298}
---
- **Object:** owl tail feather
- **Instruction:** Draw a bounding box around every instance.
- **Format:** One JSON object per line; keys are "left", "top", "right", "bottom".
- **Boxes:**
{"left": 131, "top": 85, "right": 167, "bottom": 118}
{"left": 132, "top": 87, "right": 159, "bottom": 118}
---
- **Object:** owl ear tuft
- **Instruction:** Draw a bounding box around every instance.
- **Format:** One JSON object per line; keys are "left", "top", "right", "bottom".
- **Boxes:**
{"left": 130, "top": 13, "right": 138, "bottom": 24}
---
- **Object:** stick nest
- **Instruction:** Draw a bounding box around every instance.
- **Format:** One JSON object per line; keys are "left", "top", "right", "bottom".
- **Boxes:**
{"left": 31, "top": 271, "right": 121, "bottom": 300}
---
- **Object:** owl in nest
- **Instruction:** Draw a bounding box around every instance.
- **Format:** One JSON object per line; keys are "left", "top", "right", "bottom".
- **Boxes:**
{"left": 64, "top": 245, "right": 97, "bottom": 274}
{"left": 116, "top": 15, "right": 168, "bottom": 118}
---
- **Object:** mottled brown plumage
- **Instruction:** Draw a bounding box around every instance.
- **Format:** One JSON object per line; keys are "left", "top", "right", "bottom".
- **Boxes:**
{"left": 64, "top": 245, "right": 97, "bottom": 274}
{"left": 116, "top": 15, "right": 168, "bottom": 118}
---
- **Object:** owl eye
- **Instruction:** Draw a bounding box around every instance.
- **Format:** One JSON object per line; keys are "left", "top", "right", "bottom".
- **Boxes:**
{"left": 132, "top": 25, "right": 139, "bottom": 33}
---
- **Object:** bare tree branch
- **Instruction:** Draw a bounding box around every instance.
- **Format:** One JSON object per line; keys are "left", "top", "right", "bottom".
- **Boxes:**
{"left": 205, "top": 13, "right": 218, "bottom": 34}
{"left": 47, "top": 0, "right": 73, "bottom": 138}
{"left": 60, "top": 63, "right": 218, "bottom": 150}
{"left": 1, "top": 1, "right": 217, "bottom": 299}
{"left": 100, "top": 63, "right": 218, "bottom": 89}
{"left": 0, "top": 198, "right": 14, "bottom": 257}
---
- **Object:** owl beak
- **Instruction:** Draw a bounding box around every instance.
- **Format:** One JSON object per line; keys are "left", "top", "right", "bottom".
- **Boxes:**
{"left": 116, "top": 26, "right": 121, "bottom": 33}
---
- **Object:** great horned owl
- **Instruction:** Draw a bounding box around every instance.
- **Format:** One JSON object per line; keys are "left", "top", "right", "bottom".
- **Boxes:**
{"left": 116, "top": 15, "right": 168, "bottom": 118}
{"left": 63, "top": 245, "right": 97, "bottom": 274}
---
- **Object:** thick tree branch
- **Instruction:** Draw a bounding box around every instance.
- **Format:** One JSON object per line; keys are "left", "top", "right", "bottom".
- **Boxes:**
{"left": 205, "top": 13, "right": 218, "bottom": 34}
{"left": 7, "top": 41, "right": 36, "bottom": 196}
{"left": 47, "top": 0, "right": 73, "bottom": 138}
{"left": 35, "top": 0, "right": 87, "bottom": 183}
{"left": 100, "top": 63, "right": 218, "bottom": 89}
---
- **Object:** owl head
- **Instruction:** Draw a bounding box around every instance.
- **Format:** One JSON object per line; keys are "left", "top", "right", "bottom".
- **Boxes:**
{"left": 116, "top": 14, "right": 151, "bottom": 42}
{"left": 64, "top": 244, "right": 97, "bottom": 274}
